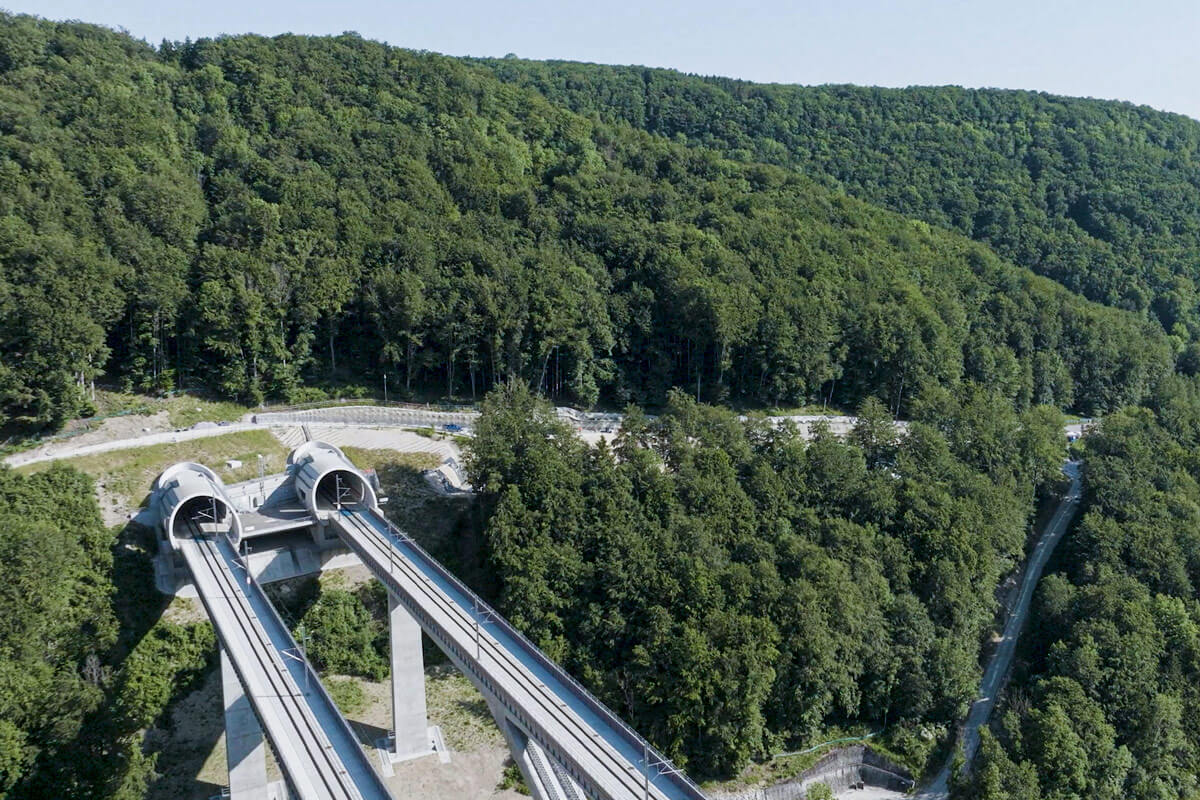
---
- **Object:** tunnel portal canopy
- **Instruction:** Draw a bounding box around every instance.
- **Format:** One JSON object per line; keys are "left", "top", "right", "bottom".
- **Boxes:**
{"left": 290, "top": 441, "right": 378, "bottom": 517}
{"left": 155, "top": 462, "right": 244, "bottom": 549}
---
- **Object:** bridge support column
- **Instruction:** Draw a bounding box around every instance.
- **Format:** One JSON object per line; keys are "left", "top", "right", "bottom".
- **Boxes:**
{"left": 485, "top": 698, "right": 565, "bottom": 800}
{"left": 390, "top": 591, "right": 431, "bottom": 759}
{"left": 221, "top": 647, "right": 270, "bottom": 800}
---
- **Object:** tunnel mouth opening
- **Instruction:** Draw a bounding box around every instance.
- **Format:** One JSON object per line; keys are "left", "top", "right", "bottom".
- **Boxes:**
{"left": 314, "top": 470, "right": 370, "bottom": 512}
{"left": 172, "top": 495, "right": 236, "bottom": 541}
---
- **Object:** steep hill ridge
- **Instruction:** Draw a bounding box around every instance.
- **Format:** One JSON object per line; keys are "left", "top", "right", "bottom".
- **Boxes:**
{"left": 479, "top": 59, "right": 1200, "bottom": 340}
{"left": 0, "top": 14, "right": 1177, "bottom": 428}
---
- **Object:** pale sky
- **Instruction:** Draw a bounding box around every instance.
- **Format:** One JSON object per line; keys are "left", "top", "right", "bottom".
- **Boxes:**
{"left": 10, "top": 0, "right": 1200, "bottom": 120}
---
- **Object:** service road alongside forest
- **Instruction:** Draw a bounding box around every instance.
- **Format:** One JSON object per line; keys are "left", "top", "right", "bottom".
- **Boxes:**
{"left": 917, "top": 461, "right": 1083, "bottom": 798}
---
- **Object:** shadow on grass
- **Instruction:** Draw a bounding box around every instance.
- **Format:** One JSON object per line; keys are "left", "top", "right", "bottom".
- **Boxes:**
{"left": 455, "top": 695, "right": 493, "bottom": 720}
{"left": 347, "top": 718, "right": 390, "bottom": 750}
{"left": 145, "top": 666, "right": 227, "bottom": 800}
{"left": 111, "top": 521, "right": 171, "bottom": 657}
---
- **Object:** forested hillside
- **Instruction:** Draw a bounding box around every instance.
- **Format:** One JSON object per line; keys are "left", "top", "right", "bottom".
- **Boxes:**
{"left": 465, "top": 383, "right": 1067, "bottom": 776}
{"left": 479, "top": 59, "right": 1200, "bottom": 346}
{"left": 9, "top": 11, "right": 1200, "bottom": 798}
{"left": 960, "top": 389, "right": 1200, "bottom": 800}
{"left": 0, "top": 14, "right": 1179, "bottom": 428}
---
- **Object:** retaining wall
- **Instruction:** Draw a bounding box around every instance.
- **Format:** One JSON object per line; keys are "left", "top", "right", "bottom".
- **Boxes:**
{"left": 709, "top": 746, "right": 913, "bottom": 800}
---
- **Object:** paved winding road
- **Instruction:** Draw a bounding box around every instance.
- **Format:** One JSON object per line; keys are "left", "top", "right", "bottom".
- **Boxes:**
{"left": 5, "top": 403, "right": 1092, "bottom": 470}
{"left": 915, "top": 461, "right": 1083, "bottom": 799}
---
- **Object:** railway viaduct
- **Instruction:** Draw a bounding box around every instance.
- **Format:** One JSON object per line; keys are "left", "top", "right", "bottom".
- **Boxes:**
{"left": 152, "top": 441, "right": 706, "bottom": 800}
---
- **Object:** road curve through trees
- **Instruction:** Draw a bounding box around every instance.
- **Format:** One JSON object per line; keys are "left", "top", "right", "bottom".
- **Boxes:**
{"left": 915, "top": 461, "right": 1083, "bottom": 799}
{"left": 3, "top": 404, "right": 1093, "bottom": 469}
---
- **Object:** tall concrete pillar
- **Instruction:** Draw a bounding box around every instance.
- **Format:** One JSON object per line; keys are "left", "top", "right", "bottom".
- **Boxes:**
{"left": 390, "top": 591, "right": 430, "bottom": 759}
{"left": 485, "top": 698, "right": 550, "bottom": 800}
{"left": 221, "top": 647, "right": 269, "bottom": 800}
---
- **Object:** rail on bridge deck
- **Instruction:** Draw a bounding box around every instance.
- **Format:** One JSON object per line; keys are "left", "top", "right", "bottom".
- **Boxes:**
{"left": 329, "top": 503, "right": 708, "bottom": 800}
{"left": 179, "top": 523, "right": 393, "bottom": 800}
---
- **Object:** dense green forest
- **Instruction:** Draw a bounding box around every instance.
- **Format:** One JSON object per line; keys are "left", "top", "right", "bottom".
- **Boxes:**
{"left": 0, "top": 466, "right": 213, "bottom": 798}
{"left": 0, "top": 13, "right": 1184, "bottom": 429}
{"left": 464, "top": 383, "right": 1066, "bottom": 776}
{"left": 479, "top": 58, "right": 1200, "bottom": 344}
{"left": 0, "top": 465, "right": 115, "bottom": 793}
{"left": 960, "top": 386, "right": 1200, "bottom": 800}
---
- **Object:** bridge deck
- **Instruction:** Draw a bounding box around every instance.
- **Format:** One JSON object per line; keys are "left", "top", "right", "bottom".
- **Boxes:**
{"left": 180, "top": 531, "right": 392, "bottom": 800}
{"left": 332, "top": 505, "right": 706, "bottom": 800}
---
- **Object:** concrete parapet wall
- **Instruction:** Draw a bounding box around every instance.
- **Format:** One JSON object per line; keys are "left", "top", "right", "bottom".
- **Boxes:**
{"left": 256, "top": 404, "right": 621, "bottom": 433}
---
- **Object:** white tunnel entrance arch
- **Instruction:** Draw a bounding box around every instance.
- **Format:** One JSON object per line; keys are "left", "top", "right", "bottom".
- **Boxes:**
{"left": 290, "top": 440, "right": 378, "bottom": 516}
{"left": 154, "top": 462, "right": 244, "bottom": 547}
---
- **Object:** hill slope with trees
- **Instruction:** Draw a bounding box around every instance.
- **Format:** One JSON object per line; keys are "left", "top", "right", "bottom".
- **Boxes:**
{"left": 0, "top": 14, "right": 1180, "bottom": 428}
{"left": 7, "top": 13, "right": 1200, "bottom": 799}
{"left": 479, "top": 58, "right": 1200, "bottom": 348}
{"left": 465, "top": 384, "right": 1067, "bottom": 776}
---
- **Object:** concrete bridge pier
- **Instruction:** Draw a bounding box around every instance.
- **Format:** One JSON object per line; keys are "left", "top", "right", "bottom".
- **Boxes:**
{"left": 484, "top": 697, "right": 584, "bottom": 800}
{"left": 389, "top": 591, "right": 434, "bottom": 760}
{"left": 486, "top": 698, "right": 553, "bottom": 800}
{"left": 221, "top": 647, "right": 270, "bottom": 800}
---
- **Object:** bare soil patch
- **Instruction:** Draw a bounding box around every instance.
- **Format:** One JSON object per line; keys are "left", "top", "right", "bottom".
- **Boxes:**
{"left": 36, "top": 410, "right": 172, "bottom": 462}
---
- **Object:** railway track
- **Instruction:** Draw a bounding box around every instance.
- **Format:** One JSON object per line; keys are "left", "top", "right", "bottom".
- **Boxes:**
{"left": 330, "top": 502, "right": 701, "bottom": 800}
{"left": 181, "top": 518, "right": 374, "bottom": 800}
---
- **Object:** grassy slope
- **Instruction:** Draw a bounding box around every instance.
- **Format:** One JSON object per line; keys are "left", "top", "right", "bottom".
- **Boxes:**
{"left": 17, "top": 429, "right": 289, "bottom": 511}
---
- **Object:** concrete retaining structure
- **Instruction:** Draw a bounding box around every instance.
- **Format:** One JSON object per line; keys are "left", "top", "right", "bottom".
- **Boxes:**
{"left": 255, "top": 406, "right": 477, "bottom": 429}
{"left": 252, "top": 405, "right": 921, "bottom": 443}
{"left": 709, "top": 746, "right": 913, "bottom": 800}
